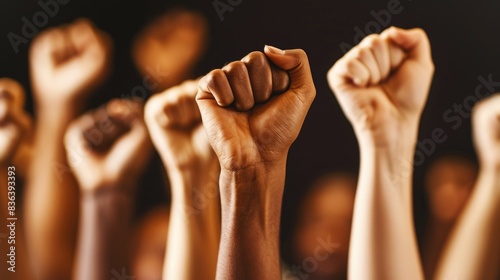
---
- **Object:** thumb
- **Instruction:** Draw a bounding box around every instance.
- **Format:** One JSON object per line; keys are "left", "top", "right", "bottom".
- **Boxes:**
{"left": 264, "top": 45, "right": 315, "bottom": 104}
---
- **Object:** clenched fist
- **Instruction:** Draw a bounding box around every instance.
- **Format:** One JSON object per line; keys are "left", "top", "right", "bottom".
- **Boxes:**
{"left": 196, "top": 46, "right": 315, "bottom": 171}
{"left": 30, "top": 18, "right": 112, "bottom": 106}
{"left": 0, "top": 78, "right": 32, "bottom": 166}
{"left": 64, "top": 99, "right": 151, "bottom": 190}
{"left": 145, "top": 80, "right": 215, "bottom": 172}
{"left": 328, "top": 27, "right": 434, "bottom": 146}
{"left": 473, "top": 94, "right": 500, "bottom": 169}
{"left": 146, "top": 80, "right": 222, "bottom": 280}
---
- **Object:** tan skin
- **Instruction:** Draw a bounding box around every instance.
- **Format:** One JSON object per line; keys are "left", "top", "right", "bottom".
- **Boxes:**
{"left": 145, "top": 80, "right": 221, "bottom": 280}
{"left": 132, "top": 9, "right": 208, "bottom": 91}
{"left": 422, "top": 156, "right": 477, "bottom": 279}
{"left": 197, "top": 46, "right": 316, "bottom": 280}
{"left": 435, "top": 94, "right": 500, "bottom": 280}
{"left": 0, "top": 78, "right": 32, "bottom": 280}
{"left": 328, "top": 26, "right": 434, "bottom": 280}
{"left": 65, "top": 99, "right": 152, "bottom": 280}
{"left": 133, "top": 11, "right": 210, "bottom": 279}
{"left": 24, "top": 18, "right": 112, "bottom": 280}
{"left": 287, "top": 174, "right": 356, "bottom": 280}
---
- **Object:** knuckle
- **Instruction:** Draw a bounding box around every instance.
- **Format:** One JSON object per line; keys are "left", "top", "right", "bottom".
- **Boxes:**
{"left": 355, "top": 47, "right": 370, "bottom": 60}
{"left": 345, "top": 58, "right": 359, "bottom": 72}
{"left": 295, "top": 49, "right": 308, "bottom": 60}
{"left": 363, "top": 35, "right": 382, "bottom": 49}
{"left": 243, "top": 51, "right": 267, "bottom": 68}
{"left": 224, "top": 61, "right": 248, "bottom": 82}
{"left": 205, "top": 69, "right": 225, "bottom": 90}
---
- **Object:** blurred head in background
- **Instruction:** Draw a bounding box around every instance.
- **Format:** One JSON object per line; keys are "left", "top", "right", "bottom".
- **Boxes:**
{"left": 284, "top": 172, "right": 356, "bottom": 280}
{"left": 132, "top": 8, "right": 208, "bottom": 91}
{"left": 421, "top": 154, "right": 478, "bottom": 279}
{"left": 425, "top": 154, "right": 478, "bottom": 224}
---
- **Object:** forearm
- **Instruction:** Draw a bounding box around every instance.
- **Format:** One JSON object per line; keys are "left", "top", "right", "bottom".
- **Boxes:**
{"left": 216, "top": 161, "right": 286, "bottom": 280}
{"left": 163, "top": 166, "right": 221, "bottom": 280}
{"left": 73, "top": 188, "right": 135, "bottom": 280}
{"left": 435, "top": 166, "right": 500, "bottom": 280}
{"left": 24, "top": 106, "right": 83, "bottom": 278}
{"left": 349, "top": 134, "right": 423, "bottom": 280}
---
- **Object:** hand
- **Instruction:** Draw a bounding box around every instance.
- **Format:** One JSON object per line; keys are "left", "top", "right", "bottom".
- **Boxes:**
{"left": 145, "top": 80, "right": 216, "bottom": 173}
{"left": 30, "top": 18, "right": 112, "bottom": 106}
{"left": 327, "top": 27, "right": 434, "bottom": 146}
{"left": 472, "top": 94, "right": 500, "bottom": 169}
{"left": 64, "top": 99, "right": 152, "bottom": 190}
{"left": 0, "top": 78, "right": 32, "bottom": 166}
{"left": 196, "top": 46, "right": 315, "bottom": 171}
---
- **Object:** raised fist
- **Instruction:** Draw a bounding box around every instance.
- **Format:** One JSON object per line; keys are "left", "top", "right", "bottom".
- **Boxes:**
{"left": 472, "top": 94, "right": 500, "bottom": 169}
{"left": 0, "top": 78, "right": 32, "bottom": 166}
{"left": 196, "top": 46, "right": 315, "bottom": 171}
{"left": 30, "top": 18, "right": 112, "bottom": 106}
{"left": 64, "top": 99, "right": 151, "bottom": 190}
{"left": 327, "top": 27, "right": 434, "bottom": 146}
{"left": 145, "top": 80, "right": 215, "bottom": 172}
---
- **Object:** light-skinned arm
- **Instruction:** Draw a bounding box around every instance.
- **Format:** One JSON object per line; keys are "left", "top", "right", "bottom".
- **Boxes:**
{"left": 327, "top": 27, "right": 435, "bottom": 280}
{"left": 435, "top": 94, "right": 500, "bottom": 280}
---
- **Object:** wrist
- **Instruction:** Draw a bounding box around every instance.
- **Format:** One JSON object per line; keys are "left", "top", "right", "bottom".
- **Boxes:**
{"left": 218, "top": 162, "right": 286, "bottom": 248}
{"left": 80, "top": 180, "right": 138, "bottom": 198}
{"left": 357, "top": 120, "right": 419, "bottom": 156}
{"left": 479, "top": 163, "right": 500, "bottom": 176}
{"left": 35, "top": 98, "right": 86, "bottom": 120}
{"left": 219, "top": 158, "right": 287, "bottom": 211}
{"left": 167, "top": 164, "right": 220, "bottom": 199}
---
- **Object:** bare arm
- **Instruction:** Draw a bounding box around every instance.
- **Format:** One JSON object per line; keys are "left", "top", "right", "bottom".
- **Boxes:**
{"left": 145, "top": 81, "right": 221, "bottom": 280}
{"left": 25, "top": 102, "right": 82, "bottom": 279}
{"left": 435, "top": 95, "right": 500, "bottom": 280}
{"left": 74, "top": 188, "right": 135, "bottom": 280}
{"left": 64, "top": 99, "right": 151, "bottom": 280}
{"left": 217, "top": 163, "right": 286, "bottom": 279}
{"left": 23, "top": 19, "right": 111, "bottom": 279}
{"left": 197, "top": 47, "right": 315, "bottom": 279}
{"left": 163, "top": 168, "right": 221, "bottom": 280}
{"left": 327, "top": 27, "right": 435, "bottom": 279}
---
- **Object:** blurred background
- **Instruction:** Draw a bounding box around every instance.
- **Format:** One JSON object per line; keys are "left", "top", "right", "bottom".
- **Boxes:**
{"left": 1, "top": 0, "right": 499, "bottom": 255}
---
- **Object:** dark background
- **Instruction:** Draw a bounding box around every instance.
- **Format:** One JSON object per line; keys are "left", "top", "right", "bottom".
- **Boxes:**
{"left": 1, "top": 0, "right": 499, "bottom": 245}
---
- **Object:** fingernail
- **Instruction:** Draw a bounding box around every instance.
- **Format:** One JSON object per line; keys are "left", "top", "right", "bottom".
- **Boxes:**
{"left": 265, "top": 45, "right": 286, "bottom": 55}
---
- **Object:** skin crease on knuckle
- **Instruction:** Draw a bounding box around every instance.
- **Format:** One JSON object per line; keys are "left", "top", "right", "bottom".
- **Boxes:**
{"left": 226, "top": 72, "right": 254, "bottom": 110}
{"left": 207, "top": 69, "right": 232, "bottom": 106}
